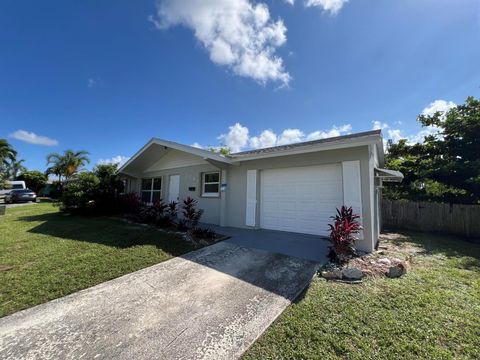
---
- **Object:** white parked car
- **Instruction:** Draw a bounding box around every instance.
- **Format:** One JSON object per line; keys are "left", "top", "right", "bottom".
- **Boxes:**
{"left": 0, "top": 181, "right": 26, "bottom": 196}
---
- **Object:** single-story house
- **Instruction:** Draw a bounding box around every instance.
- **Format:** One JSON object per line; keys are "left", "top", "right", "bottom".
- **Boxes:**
{"left": 117, "top": 130, "right": 402, "bottom": 253}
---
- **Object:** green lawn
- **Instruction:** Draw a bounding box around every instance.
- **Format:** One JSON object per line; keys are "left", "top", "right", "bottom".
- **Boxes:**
{"left": 244, "top": 232, "right": 480, "bottom": 360}
{"left": 0, "top": 203, "right": 194, "bottom": 317}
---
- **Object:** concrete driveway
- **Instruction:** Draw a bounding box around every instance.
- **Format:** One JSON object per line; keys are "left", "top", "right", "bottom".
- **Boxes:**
{"left": 0, "top": 241, "right": 320, "bottom": 360}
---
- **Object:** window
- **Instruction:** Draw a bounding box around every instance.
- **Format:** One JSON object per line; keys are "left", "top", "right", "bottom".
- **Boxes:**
{"left": 202, "top": 172, "right": 220, "bottom": 197}
{"left": 141, "top": 177, "right": 162, "bottom": 203}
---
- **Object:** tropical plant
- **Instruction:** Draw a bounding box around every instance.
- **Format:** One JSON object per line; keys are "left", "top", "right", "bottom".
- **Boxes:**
{"left": 93, "top": 163, "right": 124, "bottom": 212}
{"left": 46, "top": 150, "right": 90, "bottom": 182}
{"left": 181, "top": 197, "right": 204, "bottom": 228}
{"left": 0, "top": 139, "right": 17, "bottom": 184}
{"left": 191, "top": 227, "right": 216, "bottom": 240}
{"left": 6, "top": 159, "right": 26, "bottom": 180}
{"left": 60, "top": 172, "right": 100, "bottom": 213}
{"left": 117, "top": 192, "right": 142, "bottom": 214}
{"left": 0, "top": 139, "right": 17, "bottom": 167}
{"left": 327, "top": 206, "right": 362, "bottom": 264}
{"left": 138, "top": 200, "right": 168, "bottom": 224}
{"left": 16, "top": 170, "right": 48, "bottom": 193}
{"left": 157, "top": 201, "right": 178, "bottom": 228}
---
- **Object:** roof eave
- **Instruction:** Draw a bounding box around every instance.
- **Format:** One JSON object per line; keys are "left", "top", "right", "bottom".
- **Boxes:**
{"left": 230, "top": 135, "right": 381, "bottom": 161}
{"left": 116, "top": 138, "right": 235, "bottom": 175}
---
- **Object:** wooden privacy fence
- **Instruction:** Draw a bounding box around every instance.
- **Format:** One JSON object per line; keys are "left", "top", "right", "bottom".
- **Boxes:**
{"left": 382, "top": 200, "right": 480, "bottom": 239}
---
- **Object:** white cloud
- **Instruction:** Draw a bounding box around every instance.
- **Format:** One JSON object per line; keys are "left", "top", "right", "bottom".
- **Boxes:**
{"left": 151, "top": 0, "right": 290, "bottom": 86}
{"left": 9, "top": 130, "right": 58, "bottom": 146}
{"left": 372, "top": 121, "right": 389, "bottom": 130}
{"left": 305, "top": 0, "right": 349, "bottom": 15}
{"left": 97, "top": 155, "right": 130, "bottom": 166}
{"left": 421, "top": 99, "right": 456, "bottom": 118}
{"left": 191, "top": 142, "right": 203, "bottom": 149}
{"left": 249, "top": 129, "right": 277, "bottom": 149}
{"left": 217, "top": 123, "right": 250, "bottom": 152}
{"left": 277, "top": 128, "right": 305, "bottom": 145}
{"left": 306, "top": 124, "right": 352, "bottom": 140}
{"left": 215, "top": 123, "right": 352, "bottom": 152}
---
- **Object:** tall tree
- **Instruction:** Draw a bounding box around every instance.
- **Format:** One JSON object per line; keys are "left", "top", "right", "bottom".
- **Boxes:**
{"left": 46, "top": 150, "right": 90, "bottom": 181}
{"left": 17, "top": 170, "right": 48, "bottom": 193}
{"left": 0, "top": 139, "right": 17, "bottom": 167}
{"left": 384, "top": 96, "right": 480, "bottom": 204}
{"left": 6, "top": 159, "right": 26, "bottom": 180}
{"left": 0, "top": 139, "right": 17, "bottom": 188}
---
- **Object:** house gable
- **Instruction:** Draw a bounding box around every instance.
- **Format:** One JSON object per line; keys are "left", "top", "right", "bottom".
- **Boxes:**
{"left": 143, "top": 149, "right": 209, "bottom": 173}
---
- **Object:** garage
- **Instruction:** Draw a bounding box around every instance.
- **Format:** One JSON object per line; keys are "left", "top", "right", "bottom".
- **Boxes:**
{"left": 260, "top": 164, "right": 344, "bottom": 236}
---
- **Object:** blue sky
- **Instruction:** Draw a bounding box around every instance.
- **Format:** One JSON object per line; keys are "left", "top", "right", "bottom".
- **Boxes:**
{"left": 1, "top": 0, "right": 479, "bottom": 171}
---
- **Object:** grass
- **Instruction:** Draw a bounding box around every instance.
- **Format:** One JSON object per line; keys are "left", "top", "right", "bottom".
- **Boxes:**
{"left": 0, "top": 202, "right": 195, "bottom": 317}
{"left": 244, "top": 232, "right": 480, "bottom": 360}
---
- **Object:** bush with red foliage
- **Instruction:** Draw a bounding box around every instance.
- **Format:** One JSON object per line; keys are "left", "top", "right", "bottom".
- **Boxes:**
{"left": 182, "top": 197, "right": 204, "bottom": 228}
{"left": 117, "top": 192, "right": 142, "bottom": 214}
{"left": 328, "top": 206, "right": 363, "bottom": 264}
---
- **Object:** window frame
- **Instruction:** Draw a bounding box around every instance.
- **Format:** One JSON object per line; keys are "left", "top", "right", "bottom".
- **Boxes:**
{"left": 201, "top": 171, "right": 221, "bottom": 197}
{"left": 140, "top": 177, "right": 162, "bottom": 204}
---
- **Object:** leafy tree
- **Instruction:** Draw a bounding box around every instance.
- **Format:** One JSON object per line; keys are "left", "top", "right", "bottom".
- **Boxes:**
{"left": 6, "top": 159, "right": 26, "bottom": 180}
{"left": 46, "top": 150, "right": 90, "bottom": 181}
{"left": 60, "top": 172, "right": 99, "bottom": 213}
{"left": 0, "top": 139, "right": 18, "bottom": 188}
{"left": 207, "top": 146, "right": 231, "bottom": 156}
{"left": 384, "top": 96, "right": 480, "bottom": 204}
{"left": 0, "top": 139, "right": 17, "bottom": 166}
{"left": 17, "top": 170, "right": 48, "bottom": 193}
{"left": 93, "top": 163, "right": 124, "bottom": 211}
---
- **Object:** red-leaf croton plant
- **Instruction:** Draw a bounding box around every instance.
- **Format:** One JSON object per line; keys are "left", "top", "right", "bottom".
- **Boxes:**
{"left": 328, "top": 206, "right": 363, "bottom": 264}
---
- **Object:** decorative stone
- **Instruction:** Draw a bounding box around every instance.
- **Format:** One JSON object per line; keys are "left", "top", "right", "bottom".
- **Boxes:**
{"left": 386, "top": 264, "right": 407, "bottom": 278}
{"left": 342, "top": 267, "right": 363, "bottom": 281}
{"left": 321, "top": 269, "right": 343, "bottom": 280}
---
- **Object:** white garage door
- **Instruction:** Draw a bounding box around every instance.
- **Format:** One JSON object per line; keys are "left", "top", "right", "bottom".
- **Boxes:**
{"left": 260, "top": 164, "right": 343, "bottom": 236}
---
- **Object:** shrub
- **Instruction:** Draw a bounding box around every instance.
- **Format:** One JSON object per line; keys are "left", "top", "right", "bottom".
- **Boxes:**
{"left": 92, "top": 164, "right": 125, "bottom": 214}
{"left": 60, "top": 172, "right": 100, "bottom": 214}
{"left": 327, "top": 206, "right": 362, "bottom": 264}
{"left": 156, "top": 201, "right": 178, "bottom": 228}
{"left": 167, "top": 201, "right": 178, "bottom": 218}
{"left": 117, "top": 192, "right": 141, "bottom": 214}
{"left": 177, "top": 218, "right": 189, "bottom": 231}
{"left": 138, "top": 200, "right": 167, "bottom": 224}
{"left": 16, "top": 170, "right": 47, "bottom": 194}
{"left": 181, "top": 197, "right": 204, "bottom": 228}
{"left": 192, "top": 227, "right": 216, "bottom": 240}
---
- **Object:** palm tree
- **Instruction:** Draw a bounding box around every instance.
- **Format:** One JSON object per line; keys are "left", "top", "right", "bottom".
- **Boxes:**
{"left": 0, "top": 139, "right": 17, "bottom": 167}
{"left": 46, "top": 150, "right": 90, "bottom": 182}
{"left": 7, "top": 159, "right": 26, "bottom": 180}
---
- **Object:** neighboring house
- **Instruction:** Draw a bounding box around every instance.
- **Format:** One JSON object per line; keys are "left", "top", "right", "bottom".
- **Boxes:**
{"left": 117, "top": 130, "right": 402, "bottom": 253}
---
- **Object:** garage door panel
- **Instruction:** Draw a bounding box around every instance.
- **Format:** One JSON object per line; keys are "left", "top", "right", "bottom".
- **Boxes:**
{"left": 261, "top": 164, "right": 343, "bottom": 236}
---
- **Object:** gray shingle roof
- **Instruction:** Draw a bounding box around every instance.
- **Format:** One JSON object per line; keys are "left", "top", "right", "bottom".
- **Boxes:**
{"left": 231, "top": 129, "right": 382, "bottom": 157}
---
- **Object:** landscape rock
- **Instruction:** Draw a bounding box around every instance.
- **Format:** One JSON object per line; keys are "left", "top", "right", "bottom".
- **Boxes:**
{"left": 386, "top": 264, "right": 407, "bottom": 278}
{"left": 321, "top": 269, "right": 343, "bottom": 280}
{"left": 342, "top": 267, "right": 363, "bottom": 280}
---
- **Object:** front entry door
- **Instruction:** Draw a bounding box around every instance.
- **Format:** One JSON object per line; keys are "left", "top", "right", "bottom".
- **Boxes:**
{"left": 168, "top": 175, "right": 180, "bottom": 203}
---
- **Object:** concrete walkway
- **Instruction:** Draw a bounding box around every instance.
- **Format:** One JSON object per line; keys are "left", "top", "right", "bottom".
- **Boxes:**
{"left": 0, "top": 241, "right": 319, "bottom": 360}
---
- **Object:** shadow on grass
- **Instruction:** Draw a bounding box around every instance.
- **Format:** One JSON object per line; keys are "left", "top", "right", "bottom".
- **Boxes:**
{"left": 383, "top": 229, "right": 480, "bottom": 271}
{"left": 16, "top": 212, "right": 194, "bottom": 257}
{"left": 16, "top": 211, "right": 320, "bottom": 300}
